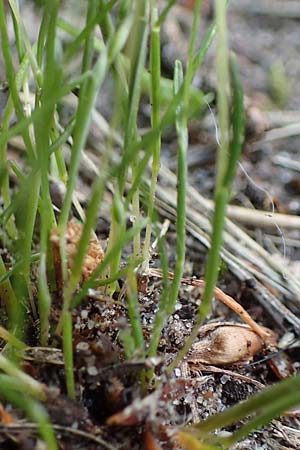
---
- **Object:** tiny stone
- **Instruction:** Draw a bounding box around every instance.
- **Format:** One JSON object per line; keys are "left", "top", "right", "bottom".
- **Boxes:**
{"left": 174, "top": 368, "right": 181, "bottom": 377}
{"left": 220, "top": 375, "right": 230, "bottom": 384}
{"left": 71, "top": 421, "right": 78, "bottom": 429}
{"left": 87, "top": 366, "right": 98, "bottom": 376}
{"left": 81, "top": 310, "right": 88, "bottom": 319}
{"left": 88, "top": 320, "right": 95, "bottom": 330}
{"left": 76, "top": 341, "right": 89, "bottom": 351}
{"left": 217, "top": 431, "right": 232, "bottom": 438}
{"left": 290, "top": 200, "right": 300, "bottom": 211}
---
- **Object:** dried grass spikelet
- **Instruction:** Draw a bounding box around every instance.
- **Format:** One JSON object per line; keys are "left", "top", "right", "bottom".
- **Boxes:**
{"left": 188, "top": 322, "right": 276, "bottom": 367}
{"left": 50, "top": 219, "right": 104, "bottom": 284}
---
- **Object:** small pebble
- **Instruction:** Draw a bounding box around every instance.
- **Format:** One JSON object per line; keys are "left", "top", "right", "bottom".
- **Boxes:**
{"left": 87, "top": 366, "right": 98, "bottom": 376}
{"left": 220, "top": 375, "right": 230, "bottom": 384}
{"left": 81, "top": 310, "right": 88, "bottom": 319}
{"left": 174, "top": 368, "right": 181, "bottom": 377}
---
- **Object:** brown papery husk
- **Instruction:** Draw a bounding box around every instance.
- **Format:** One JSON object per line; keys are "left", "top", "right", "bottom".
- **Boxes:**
{"left": 50, "top": 218, "right": 104, "bottom": 287}
{"left": 188, "top": 323, "right": 277, "bottom": 367}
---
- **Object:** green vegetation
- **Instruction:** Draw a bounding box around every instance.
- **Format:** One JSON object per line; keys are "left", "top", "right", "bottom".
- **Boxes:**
{"left": 0, "top": 0, "right": 298, "bottom": 448}
{"left": 269, "top": 59, "right": 289, "bottom": 108}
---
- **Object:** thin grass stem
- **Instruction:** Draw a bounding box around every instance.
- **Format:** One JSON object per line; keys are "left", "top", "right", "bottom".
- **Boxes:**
{"left": 8, "top": 0, "right": 42, "bottom": 87}
{"left": 166, "top": 60, "right": 187, "bottom": 315}
{"left": 0, "top": 325, "right": 27, "bottom": 350}
{"left": 0, "top": 354, "right": 46, "bottom": 400}
{"left": 166, "top": 0, "right": 203, "bottom": 315}
{"left": 215, "top": 0, "right": 230, "bottom": 190}
{"left": 0, "top": 0, "right": 34, "bottom": 155}
{"left": 126, "top": 260, "right": 145, "bottom": 354}
{"left": 0, "top": 255, "right": 19, "bottom": 326}
{"left": 0, "top": 96, "right": 17, "bottom": 240}
{"left": 147, "top": 231, "right": 170, "bottom": 357}
{"left": 36, "top": 0, "right": 60, "bottom": 346}
{"left": 120, "top": 1, "right": 148, "bottom": 256}
{"left": 167, "top": 14, "right": 245, "bottom": 375}
{"left": 59, "top": 0, "right": 103, "bottom": 398}
{"left": 106, "top": 1, "right": 149, "bottom": 288}
{"left": 142, "top": 6, "right": 161, "bottom": 269}
{"left": 58, "top": 1, "right": 134, "bottom": 395}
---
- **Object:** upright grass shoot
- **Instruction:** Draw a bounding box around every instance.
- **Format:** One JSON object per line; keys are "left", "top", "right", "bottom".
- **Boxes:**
{"left": 58, "top": 1, "right": 109, "bottom": 397}
{"left": 108, "top": 0, "right": 149, "bottom": 277}
{"left": 59, "top": 4, "right": 137, "bottom": 397}
{"left": 0, "top": 96, "right": 17, "bottom": 241}
{"left": 36, "top": 0, "right": 60, "bottom": 346}
{"left": 167, "top": 2, "right": 245, "bottom": 374}
{"left": 166, "top": 0, "right": 203, "bottom": 316}
{"left": 166, "top": 58, "right": 187, "bottom": 316}
{"left": 147, "top": 0, "right": 218, "bottom": 362}
{"left": 142, "top": 4, "right": 161, "bottom": 269}
{"left": 147, "top": 225, "right": 170, "bottom": 358}
{"left": 0, "top": 0, "right": 36, "bottom": 333}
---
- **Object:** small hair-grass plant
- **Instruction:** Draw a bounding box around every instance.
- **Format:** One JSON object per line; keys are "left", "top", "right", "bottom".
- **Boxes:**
{"left": 0, "top": 0, "right": 299, "bottom": 449}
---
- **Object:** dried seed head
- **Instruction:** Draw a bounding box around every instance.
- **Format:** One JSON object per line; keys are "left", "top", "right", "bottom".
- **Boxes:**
{"left": 50, "top": 219, "right": 104, "bottom": 283}
{"left": 188, "top": 323, "right": 275, "bottom": 366}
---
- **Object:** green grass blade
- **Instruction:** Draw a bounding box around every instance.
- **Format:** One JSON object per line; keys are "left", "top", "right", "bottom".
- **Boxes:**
{"left": 142, "top": 6, "right": 161, "bottom": 268}
{"left": 0, "top": 376, "right": 57, "bottom": 450}
{"left": 0, "top": 354, "right": 46, "bottom": 400}
{"left": 147, "top": 229, "right": 170, "bottom": 357}
{"left": 126, "top": 259, "right": 145, "bottom": 355}
{"left": 167, "top": 59, "right": 187, "bottom": 315}
{"left": 223, "top": 53, "right": 245, "bottom": 187}
{"left": 187, "top": 374, "right": 300, "bottom": 443}
{"left": 36, "top": 0, "right": 60, "bottom": 345}
{"left": 0, "top": 0, "right": 34, "bottom": 158}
